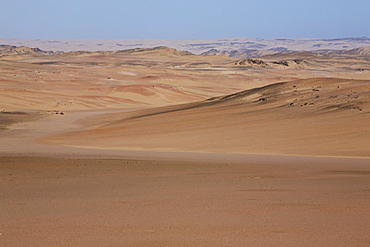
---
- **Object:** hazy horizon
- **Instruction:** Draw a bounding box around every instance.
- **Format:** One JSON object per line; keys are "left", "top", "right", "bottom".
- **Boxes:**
{"left": 2, "top": 36, "right": 370, "bottom": 41}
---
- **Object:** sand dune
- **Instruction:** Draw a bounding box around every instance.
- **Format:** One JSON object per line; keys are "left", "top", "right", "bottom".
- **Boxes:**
{"left": 1, "top": 45, "right": 370, "bottom": 246}
{"left": 2, "top": 47, "right": 370, "bottom": 156}
{"left": 43, "top": 77, "right": 370, "bottom": 157}
{"left": 1, "top": 46, "right": 370, "bottom": 111}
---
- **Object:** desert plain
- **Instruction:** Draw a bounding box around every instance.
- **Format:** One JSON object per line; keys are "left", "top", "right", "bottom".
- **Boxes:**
{"left": 1, "top": 44, "right": 370, "bottom": 246}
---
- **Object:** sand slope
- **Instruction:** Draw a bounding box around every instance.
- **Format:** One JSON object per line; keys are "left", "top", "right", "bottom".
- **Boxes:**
{"left": 42, "top": 78, "right": 370, "bottom": 157}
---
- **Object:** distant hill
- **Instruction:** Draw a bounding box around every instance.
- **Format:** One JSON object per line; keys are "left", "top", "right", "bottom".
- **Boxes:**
{"left": 1, "top": 37, "right": 369, "bottom": 54}
{"left": 0, "top": 45, "right": 193, "bottom": 58}
{"left": 316, "top": 47, "right": 370, "bottom": 56}
{"left": 202, "top": 46, "right": 370, "bottom": 59}
{"left": 1, "top": 43, "right": 369, "bottom": 61}
{"left": 201, "top": 49, "right": 292, "bottom": 58}
{"left": 58, "top": 46, "right": 194, "bottom": 58}
{"left": 0, "top": 45, "right": 60, "bottom": 56}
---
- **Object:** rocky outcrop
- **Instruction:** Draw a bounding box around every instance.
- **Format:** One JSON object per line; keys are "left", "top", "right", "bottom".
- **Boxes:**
{"left": 235, "top": 58, "right": 309, "bottom": 68}
{"left": 202, "top": 49, "right": 287, "bottom": 58}
{"left": 0, "top": 45, "right": 61, "bottom": 55}
{"left": 271, "top": 59, "right": 309, "bottom": 68}
{"left": 235, "top": 59, "right": 268, "bottom": 67}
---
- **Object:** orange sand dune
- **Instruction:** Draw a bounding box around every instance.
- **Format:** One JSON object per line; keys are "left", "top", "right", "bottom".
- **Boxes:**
{"left": 43, "top": 78, "right": 370, "bottom": 157}
{"left": 2, "top": 47, "right": 370, "bottom": 247}
{"left": 2, "top": 46, "right": 370, "bottom": 111}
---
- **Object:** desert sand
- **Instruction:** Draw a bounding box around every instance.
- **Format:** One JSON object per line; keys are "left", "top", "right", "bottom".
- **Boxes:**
{"left": 1, "top": 45, "right": 370, "bottom": 246}
{"left": 1, "top": 155, "right": 370, "bottom": 247}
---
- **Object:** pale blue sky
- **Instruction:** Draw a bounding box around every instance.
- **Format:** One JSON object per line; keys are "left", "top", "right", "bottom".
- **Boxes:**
{"left": 0, "top": 0, "right": 369, "bottom": 40}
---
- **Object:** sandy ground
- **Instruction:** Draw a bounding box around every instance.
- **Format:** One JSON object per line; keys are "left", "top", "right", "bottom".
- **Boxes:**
{"left": 1, "top": 47, "right": 370, "bottom": 246}
{"left": 1, "top": 155, "right": 370, "bottom": 247}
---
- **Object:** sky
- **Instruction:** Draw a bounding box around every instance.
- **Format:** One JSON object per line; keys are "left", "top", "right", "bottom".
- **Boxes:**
{"left": 0, "top": 0, "right": 369, "bottom": 40}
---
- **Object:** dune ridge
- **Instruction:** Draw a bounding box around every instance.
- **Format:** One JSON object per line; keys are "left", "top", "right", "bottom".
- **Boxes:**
{"left": 41, "top": 77, "right": 370, "bottom": 157}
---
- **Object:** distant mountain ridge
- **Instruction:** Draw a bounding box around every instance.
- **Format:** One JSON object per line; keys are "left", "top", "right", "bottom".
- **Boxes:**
{"left": 0, "top": 45, "right": 194, "bottom": 58}
{"left": 320, "top": 46, "right": 370, "bottom": 56}
{"left": 201, "top": 46, "right": 370, "bottom": 58}
{"left": 1, "top": 37, "right": 369, "bottom": 55}
{"left": 1, "top": 40, "right": 370, "bottom": 60}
